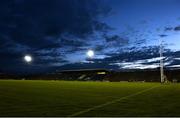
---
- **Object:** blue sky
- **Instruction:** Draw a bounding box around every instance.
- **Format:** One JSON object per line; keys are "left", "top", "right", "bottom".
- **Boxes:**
{"left": 0, "top": 0, "right": 180, "bottom": 73}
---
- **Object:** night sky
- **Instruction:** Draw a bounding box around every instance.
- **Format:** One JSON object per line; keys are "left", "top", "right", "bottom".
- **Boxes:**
{"left": 0, "top": 0, "right": 180, "bottom": 74}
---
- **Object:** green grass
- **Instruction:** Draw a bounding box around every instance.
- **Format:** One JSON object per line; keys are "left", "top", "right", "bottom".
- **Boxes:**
{"left": 0, "top": 80, "right": 180, "bottom": 116}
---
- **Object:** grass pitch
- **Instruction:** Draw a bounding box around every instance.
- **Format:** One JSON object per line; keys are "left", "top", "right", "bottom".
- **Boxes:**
{"left": 0, "top": 80, "right": 180, "bottom": 117}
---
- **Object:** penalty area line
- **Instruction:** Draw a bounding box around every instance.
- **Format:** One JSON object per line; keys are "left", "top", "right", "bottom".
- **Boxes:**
{"left": 68, "top": 85, "right": 160, "bottom": 117}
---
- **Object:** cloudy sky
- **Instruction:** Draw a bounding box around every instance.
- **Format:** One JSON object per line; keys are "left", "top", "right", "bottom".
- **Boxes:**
{"left": 0, "top": 0, "right": 180, "bottom": 73}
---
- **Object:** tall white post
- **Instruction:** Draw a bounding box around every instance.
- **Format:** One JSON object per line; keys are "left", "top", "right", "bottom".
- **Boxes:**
{"left": 160, "top": 38, "right": 164, "bottom": 83}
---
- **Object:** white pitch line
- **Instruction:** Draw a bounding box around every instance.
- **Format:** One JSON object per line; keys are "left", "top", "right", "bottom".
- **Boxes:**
{"left": 68, "top": 85, "right": 160, "bottom": 117}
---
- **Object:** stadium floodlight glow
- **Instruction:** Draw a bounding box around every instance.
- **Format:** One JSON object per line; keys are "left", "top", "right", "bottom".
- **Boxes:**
{"left": 86, "top": 50, "right": 94, "bottom": 58}
{"left": 24, "top": 55, "right": 32, "bottom": 63}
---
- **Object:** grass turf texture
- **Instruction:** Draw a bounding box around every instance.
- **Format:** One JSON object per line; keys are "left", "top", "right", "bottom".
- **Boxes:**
{"left": 0, "top": 80, "right": 180, "bottom": 117}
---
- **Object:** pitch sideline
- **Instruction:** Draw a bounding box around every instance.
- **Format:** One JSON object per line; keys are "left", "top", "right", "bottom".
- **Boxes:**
{"left": 68, "top": 85, "right": 161, "bottom": 117}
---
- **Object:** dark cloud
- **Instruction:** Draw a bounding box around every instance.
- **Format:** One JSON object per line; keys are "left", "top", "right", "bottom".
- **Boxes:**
{"left": 63, "top": 45, "right": 180, "bottom": 70}
{"left": 0, "top": 0, "right": 113, "bottom": 73}
{"left": 0, "top": 0, "right": 111, "bottom": 48}
{"left": 174, "top": 26, "right": 180, "bottom": 31}
{"left": 159, "top": 34, "right": 168, "bottom": 37}
{"left": 104, "top": 35, "right": 129, "bottom": 46}
{"left": 90, "top": 46, "right": 162, "bottom": 63}
{"left": 164, "top": 27, "right": 173, "bottom": 31}
{"left": 94, "top": 45, "right": 105, "bottom": 51}
{"left": 83, "top": 46, "right": 176, "bottom": 69}
{"left": 134, "top": 39, "right": 146, "bottom": 45}
{"left": 1, "top": 0, "right": 180, "bottom": 73}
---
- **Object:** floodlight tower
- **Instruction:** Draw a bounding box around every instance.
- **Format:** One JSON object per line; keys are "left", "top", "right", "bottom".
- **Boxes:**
{"left": 160, "top": 38, "right": 164, "bottom": 83}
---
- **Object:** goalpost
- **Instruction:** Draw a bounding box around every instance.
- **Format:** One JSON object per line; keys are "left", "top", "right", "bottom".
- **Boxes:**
{"left": 160, "top": 38, "right": 164, "bottom": 83}
{"left": 160, "top": 38, "right": 167, "bottom": 83}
